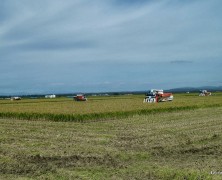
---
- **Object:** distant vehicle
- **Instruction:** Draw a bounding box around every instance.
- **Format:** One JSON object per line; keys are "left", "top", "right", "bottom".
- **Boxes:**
{"left": 73, "top": 94, "right": 87, "bottom": 101}
{"left": 143, "top": 89, "right": 173, "bottom": 103}
{"left": 11, "top": 97, "right": 22, "bottom": 101}
{"left": 199, "top": 90, "right": 211, "bottom": 96}
{"left": 45, "top": 94, "right": 56, "bottom": 98}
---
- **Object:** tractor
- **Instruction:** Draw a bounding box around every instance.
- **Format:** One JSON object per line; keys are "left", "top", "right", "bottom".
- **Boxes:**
{"left": 143, "top": 89, "right": 173, "bottom": 103}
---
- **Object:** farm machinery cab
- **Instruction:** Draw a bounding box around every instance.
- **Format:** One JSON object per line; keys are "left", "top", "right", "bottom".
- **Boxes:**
{"left": 143, "top": 89, "right": 173, "bottom": 103}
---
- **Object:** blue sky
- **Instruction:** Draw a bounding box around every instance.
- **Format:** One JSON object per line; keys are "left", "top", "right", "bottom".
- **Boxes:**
{"left": 0, "top": 0, "right": 221, "bottom": 95}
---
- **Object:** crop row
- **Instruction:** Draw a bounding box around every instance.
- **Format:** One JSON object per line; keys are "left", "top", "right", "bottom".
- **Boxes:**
{"left": 0, "top": 103, "right": 221, "bottom": 122}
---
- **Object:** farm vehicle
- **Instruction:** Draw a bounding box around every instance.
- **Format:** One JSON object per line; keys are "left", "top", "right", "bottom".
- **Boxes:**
{"left": 143, "top": 89, "right": 173, "bottom": 103}
{"left": 199, "top": 90, "right": 211, "bottom": 96}
{"left": 73, "top": 94, "right": 87, "bottom": 101}
{"left": 11, "top": 97, "right": 22, "bottom": 101}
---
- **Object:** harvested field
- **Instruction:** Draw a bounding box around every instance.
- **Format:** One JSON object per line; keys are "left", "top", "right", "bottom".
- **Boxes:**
{"left": 0, "top": 93, "right": 222, "bottom": 179}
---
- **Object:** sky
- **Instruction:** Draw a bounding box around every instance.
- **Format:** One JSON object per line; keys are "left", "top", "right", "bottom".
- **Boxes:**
{"left": 0, "top": 0, "right": 222, "bottom": 95}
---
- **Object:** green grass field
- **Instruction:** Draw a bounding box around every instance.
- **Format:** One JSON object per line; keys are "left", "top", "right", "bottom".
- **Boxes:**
{"left": 0, "top": 93, "right": 222, "bottom": 179}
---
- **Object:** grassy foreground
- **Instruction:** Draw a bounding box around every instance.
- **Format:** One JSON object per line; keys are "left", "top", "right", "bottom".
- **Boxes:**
{"left": 1, "top": 107, "right": 222, "bottom": 179}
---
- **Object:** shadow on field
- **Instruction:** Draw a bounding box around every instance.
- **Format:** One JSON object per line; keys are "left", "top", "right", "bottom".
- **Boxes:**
{"left": 0, "top": 154, "right": 124, "bottom": 176}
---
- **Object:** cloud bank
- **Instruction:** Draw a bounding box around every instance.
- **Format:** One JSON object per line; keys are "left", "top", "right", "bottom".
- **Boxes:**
{"left": 0, "top": 0, "right": 221, "bottom": 94}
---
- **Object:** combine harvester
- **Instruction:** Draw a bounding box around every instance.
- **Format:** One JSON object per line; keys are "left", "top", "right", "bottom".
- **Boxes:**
{"left": 73, "top": 94, "right": 87, "bottom": 101}
{"left": 199, "top": 90, "right": 211, "bottom": 96}
{"left": 143, "top": 89, "right": 173, "bottom": 103}
{"left": 11, "top": 97, "right": 22, "bottom": 101}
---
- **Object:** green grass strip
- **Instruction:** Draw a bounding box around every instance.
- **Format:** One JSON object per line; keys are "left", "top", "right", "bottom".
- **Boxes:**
{"left": 0, "top": 103, "right": 221, "bottom": 122}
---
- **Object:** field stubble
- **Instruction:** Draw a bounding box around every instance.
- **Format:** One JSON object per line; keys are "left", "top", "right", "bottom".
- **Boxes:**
{"left": 0, "top": 93, "right": 222, "bottom": 179}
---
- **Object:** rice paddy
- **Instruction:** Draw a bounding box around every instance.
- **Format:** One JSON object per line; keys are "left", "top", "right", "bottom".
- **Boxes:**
{"left": 0, "top": 92, "right": 222, "bottom": 179}
{"left": 0, "top": 93, "right": 222, "bottom": 122}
